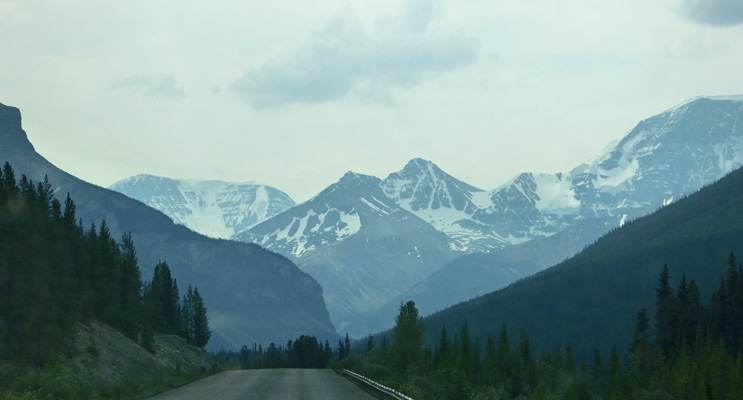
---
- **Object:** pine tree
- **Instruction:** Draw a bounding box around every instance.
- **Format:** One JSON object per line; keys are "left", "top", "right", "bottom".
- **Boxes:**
{"left": 191, "top": 287, "right": 210, "bottom": 349}
{"left": 1, "top": 162, "right": 16, "bottom": 197}
{"left": 392, "top": 301, "right": 425, "bottom": 372}
{"left": 140, "top": 281, "right": 156, "bottom": 352}
{"left": 344, "top": 333, "right": 351, "bottom": 358}
{"left": 496, "top": 324, "right": 510, "bottom": 381}
{"left": 118, "top": 233, "right": 142, "bottom": 339}
{"left": 151, "top": 261, "right": 181, "bottom": 334}
{"left": 654, "top": 264, "right": 676, "bottom": 359}
{"left": 337, "top": 339, "right": 345, "bottom": 360}
{"left": 590, "top": 349, "right": 604, "bottom": 383}
{"left": 181, "top": 285, "right": 195, "bottom": 343}
{"left": 631, "top": 308, "right": 651, "bottom": 353}
{"left": 457, "top": 321, "right": 472, "bottom": 377}
{"left": 324, "top": 341, "right": 333, "bottom": 365}
{"left": 435, "top": 325, "right": 451, "bottom": 369}
{"left": 675, "top": 275, "right": 703, "bottom": 352}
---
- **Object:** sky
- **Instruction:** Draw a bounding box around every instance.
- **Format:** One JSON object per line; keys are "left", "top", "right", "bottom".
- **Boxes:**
{"left": 1, "top": 0, "right": 742, "bottom": 202}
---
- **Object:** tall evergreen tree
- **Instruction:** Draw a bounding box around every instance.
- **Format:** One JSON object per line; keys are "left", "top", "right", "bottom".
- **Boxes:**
{"left": 392, "top": 301, "right": 424, "bottom": 372}
{"left": 654, "top": 264, "right": 676, "bottom": 359}
{"left": 181, "top": 285, "right": 195, "bottom": 343}
{"left": 150, "top": 261, "right": 181, "bottom": 334}
{"left": 118, "top": 233, "right": 142, "bottom": 339}
{"left": 675, "top": 275, "right": 703, "bottom": 352}
{"left": 191, "top": 287, "right": 210, "bottom": 349}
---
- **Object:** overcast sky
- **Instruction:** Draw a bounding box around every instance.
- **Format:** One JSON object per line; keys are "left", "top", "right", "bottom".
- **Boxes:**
{"left": 1, "top": 0, "right": 742, "bottom": 201}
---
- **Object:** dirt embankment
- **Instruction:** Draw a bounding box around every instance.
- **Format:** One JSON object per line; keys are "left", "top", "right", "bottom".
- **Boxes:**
{"left": 71, "top": 321, "right": 216, "bottom": 388}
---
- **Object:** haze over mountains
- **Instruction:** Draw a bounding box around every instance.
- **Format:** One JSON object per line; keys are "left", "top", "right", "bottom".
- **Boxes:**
{"left": 0, "top": 102, "right": 338, "bottom": 350}
{"left": 111, "top": 95, "right": 743, "bottom": 337}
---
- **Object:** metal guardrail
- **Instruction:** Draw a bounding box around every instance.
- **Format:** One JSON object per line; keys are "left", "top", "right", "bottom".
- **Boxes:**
{"left": 343, "top": 369, "right": 414, "bottom": 400}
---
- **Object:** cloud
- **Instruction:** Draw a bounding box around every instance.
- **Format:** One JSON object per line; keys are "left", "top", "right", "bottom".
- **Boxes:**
{"left": 232, "top": 1, "right": 480, "bottom": 108}
{"left": 111, "top": 74, "right": 185, "bottom": 99}
{"left": 683, "top": 0, "right": 743, "bottom": 26}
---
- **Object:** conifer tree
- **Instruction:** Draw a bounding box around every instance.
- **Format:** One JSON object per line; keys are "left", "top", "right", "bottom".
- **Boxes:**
{"left": 151, "top": 261, "right": 181, "bottom": 334}
{"left": 324, "top": 341, "right": 333, "bottom": 365}
{"left": 675, "top": 275, "right": 703, "bottom": 352}
{"left": 435, "top": 325, "right": 450, "bottom": 369}
{"left": 118, "top": 233, "right": 142, "bottom": 339}
{"left": 654, "top": 264, "right": 676, "bottom": 359}
{"left": 181, "top": 285, "right": 195, "bottom": 343}
{"left": 344, "top": 333, "right": 351, "bottom": 358}
{"left": 191, "top": 287, "right": 210, "bottom": 349}
{"left": 392, "top": 301, "right": 424, "bottom": 372}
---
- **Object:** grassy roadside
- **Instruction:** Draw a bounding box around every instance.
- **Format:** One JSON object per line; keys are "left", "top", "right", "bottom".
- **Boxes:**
{"left": 1, "top": 321, "right": 221, "bottom": 400}
{"left": 1, "top": 363, "right": 220, "bottom": 400}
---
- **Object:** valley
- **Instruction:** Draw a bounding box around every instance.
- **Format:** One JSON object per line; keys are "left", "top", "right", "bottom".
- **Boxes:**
{"left": 2, "top": 94, "right": 743, "bottom": 400}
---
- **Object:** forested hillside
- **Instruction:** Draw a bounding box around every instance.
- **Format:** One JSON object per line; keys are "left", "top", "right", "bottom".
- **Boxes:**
{"left": 341, "top": 259, "right": 743, "bottom": 399}
{"left": 0, "top": 163, "right": 209, "bottom": 367}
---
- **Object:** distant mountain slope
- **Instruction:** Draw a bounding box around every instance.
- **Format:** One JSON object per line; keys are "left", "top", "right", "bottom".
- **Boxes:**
{"left": 110, "top": 174, "right": 295, "bottom": 239}
{"left": 0, "top": 102, "right": 338, "bottom": 349}
{"left": 344, "top": 215, "right": 621, "bottom": 335}
{"left": 237, "top": 172, "right": 457, "bottom": 333}
{"left": 466, "top": 95, "right": 743, "bottom": 249}
{"left": 422, "top": 166, "right": 743, "bottom": 361}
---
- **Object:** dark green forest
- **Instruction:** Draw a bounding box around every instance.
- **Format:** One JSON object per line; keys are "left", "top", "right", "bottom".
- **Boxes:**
{"left": 338, "top": 257, "right": 743, "bottom": 399}
{"left": 0, "top": 162, "right": 210, "bottom": 369}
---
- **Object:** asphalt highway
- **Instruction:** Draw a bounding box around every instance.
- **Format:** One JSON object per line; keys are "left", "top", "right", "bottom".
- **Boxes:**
{"left": 146, "top": 369, "right": 378, "bottom": 400}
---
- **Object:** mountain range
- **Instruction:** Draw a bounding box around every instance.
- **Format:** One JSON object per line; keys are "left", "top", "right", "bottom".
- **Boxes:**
{"left": 111, "top": 95, "right": 743, "bottom": 337}
{"left": 0, "top": 102, "right": 338, "bottom": 349}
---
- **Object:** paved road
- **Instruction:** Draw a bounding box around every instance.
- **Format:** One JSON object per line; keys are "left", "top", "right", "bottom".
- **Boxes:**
{"left": 147, "top": 369, "right": 378, "bottom": 400}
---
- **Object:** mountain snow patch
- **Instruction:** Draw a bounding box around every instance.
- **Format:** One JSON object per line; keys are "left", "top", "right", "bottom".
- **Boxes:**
{"left": 532, "top": 173, "right": 581, "bottom": 215}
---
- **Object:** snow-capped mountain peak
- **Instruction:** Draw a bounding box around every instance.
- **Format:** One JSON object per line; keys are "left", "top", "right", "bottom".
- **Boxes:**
{"left": 109, "top": 174, "right": 295, "bottom": 239}
{"left": 382, "top": 158, "right": 484, "bottom": 211}
{"left": 379, "top": 158, "right": 488, "bottom": 249}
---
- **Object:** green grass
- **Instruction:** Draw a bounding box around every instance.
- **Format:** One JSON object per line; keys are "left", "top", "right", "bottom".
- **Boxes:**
{"left": 0, "top": 362, "right": 222, "bottom": 400}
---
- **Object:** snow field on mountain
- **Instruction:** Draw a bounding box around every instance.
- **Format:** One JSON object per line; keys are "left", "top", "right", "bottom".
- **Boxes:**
{"left": 177, "top": 182, "right": 234, "bottom": 239}
{"left": 531, "top": 173, "right": 581, "bottom": 215}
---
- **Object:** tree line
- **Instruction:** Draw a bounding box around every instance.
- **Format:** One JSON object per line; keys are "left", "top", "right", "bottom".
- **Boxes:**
{"left": 213, "top": 334, "right": 339, "bottom": 370}
{"left": 0, "top": 162, "right": 210, "bottom": 367}
{"left": 338, "top": 254, "right": 743, "bottom": 399}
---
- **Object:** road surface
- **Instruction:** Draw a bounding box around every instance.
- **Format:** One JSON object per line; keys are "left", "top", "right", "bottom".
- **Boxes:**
{"left": 147, "top": 369, "right": 378, "bottom": 400}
